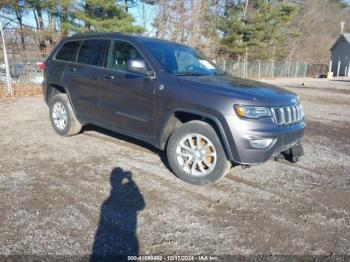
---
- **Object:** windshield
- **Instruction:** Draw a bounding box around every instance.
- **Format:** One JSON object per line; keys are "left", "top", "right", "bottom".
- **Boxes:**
{"left": 144, "top": 41, "right": 222, "bottom": 76}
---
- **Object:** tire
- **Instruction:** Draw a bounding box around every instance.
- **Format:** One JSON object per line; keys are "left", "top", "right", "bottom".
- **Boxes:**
{"left": 166, "top": 120, "right": 230, "bottom": 186}
{"left": 49, "top": 94, "right": 82, "bottom": 136}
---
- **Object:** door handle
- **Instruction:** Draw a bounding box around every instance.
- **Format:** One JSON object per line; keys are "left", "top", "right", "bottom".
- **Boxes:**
{"left": 69, "top": 68, "right": 78, "bottom": 72}
{"left": 102, "top": 75, "right": 115, "bottom": 80}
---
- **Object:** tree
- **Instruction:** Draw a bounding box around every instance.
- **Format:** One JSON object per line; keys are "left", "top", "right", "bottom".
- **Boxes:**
{"left": 151, "top": 0, "right": 220, "bottom": 55}
{"left": 0, "top": 0, "right": 144, "bottom": 51}
{"left": 219, "top": 0, "right": 298, "bottom": 60}
{"left": 287, "top": 0, "right": 350, "bottom": 63}
{"left": 0, "top": 0, "right": 28, "bottom": 49}
{"left": 27, "top": 0, "right": 53, "bottom": 50}
{"left": 70, "top": 0, "right": 144, "bottom": 33}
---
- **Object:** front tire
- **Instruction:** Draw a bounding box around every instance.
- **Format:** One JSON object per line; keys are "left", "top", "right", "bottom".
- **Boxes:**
{"left": 49, "top": 94, "right": 82, "bottom": 136}
{"left": 166, "top": 120, "right": 230, "bottom": 186}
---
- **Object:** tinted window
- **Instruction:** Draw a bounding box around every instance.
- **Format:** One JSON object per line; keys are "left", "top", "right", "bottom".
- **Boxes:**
{"left": 56, "top": 41, "right": 81, "bottom": 61}
{"left": 77, "top": 39, "right": 106, "bottom": 66}
{"left": 106, "top": 40, "right": 145, "bottom": 71}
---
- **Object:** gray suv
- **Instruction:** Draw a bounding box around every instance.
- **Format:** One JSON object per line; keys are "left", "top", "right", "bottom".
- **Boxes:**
{"left": 43, "top": 33, "right": 305, "bottom": 185}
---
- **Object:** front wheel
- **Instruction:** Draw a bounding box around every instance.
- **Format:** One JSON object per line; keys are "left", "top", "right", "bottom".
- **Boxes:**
{"left": 166, "top": 120, "right": 230, "bottom": 186}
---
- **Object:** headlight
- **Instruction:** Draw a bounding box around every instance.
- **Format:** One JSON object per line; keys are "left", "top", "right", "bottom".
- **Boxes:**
{"left": 234, "top": 105, "right": 272, "bottom": 119}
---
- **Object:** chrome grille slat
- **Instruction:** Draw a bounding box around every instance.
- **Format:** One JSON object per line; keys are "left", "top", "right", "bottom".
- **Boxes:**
{"left": 286, "top": 107, "right": 291, "bottom": 124}
{"left": 292, "top": 107, "right": 297, "bottom": 122}
{"left": 296, "top": 106, "right": 300, "bottom": 121}
{"left": 279, "top": 107, "right": 285, "bottom": 124}
{"left": 271, "top": 108, "right": 278, "bottom": 125}
{"left": 272, "top": 104, "right": 303, "bottom": 126}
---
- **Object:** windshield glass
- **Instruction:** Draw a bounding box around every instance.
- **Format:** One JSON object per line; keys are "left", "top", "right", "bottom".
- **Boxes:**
{"left": 144, "top": 41, "right": 221, "bottom": 76}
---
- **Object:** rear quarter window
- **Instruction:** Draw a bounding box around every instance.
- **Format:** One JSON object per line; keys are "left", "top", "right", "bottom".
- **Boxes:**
{"left": 77, "top": 39, "right": 107, "bottom": 66}
{"left": 55, "top": 41, "right": 81, "bottom": 61}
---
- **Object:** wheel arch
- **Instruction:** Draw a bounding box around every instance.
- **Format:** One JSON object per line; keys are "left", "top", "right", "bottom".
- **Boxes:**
{"left": 46, "top": 84, "right": 81, "bottom": 122}
{"left": 46, "top": 84, "right": 66, "bottom": 102}
{"left": 158, "top": 108, "right": 236, "bottom": 161}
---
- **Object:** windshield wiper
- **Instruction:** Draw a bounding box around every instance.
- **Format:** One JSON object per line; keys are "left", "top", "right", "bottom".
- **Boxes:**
{"left": 214, "top": 71, "right": 227, "bottom": 76}
{"left": 172, "top": 72, "right": 209, "bottom": 76}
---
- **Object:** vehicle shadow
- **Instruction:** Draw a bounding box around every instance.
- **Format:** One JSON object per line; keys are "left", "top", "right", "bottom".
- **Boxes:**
{"left": 91, "top": 167, "right": 145, "bottom": 261}
{"left": 82, "top": 124, "right": 171, "bottom": 170}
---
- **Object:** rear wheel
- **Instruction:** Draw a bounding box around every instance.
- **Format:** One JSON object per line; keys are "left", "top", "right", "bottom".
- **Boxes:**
{"left": 49, "top": 94, "right": 82, "bottom": 136}
{"left": 167, "top": 120, "right": 230, "bottom": 186}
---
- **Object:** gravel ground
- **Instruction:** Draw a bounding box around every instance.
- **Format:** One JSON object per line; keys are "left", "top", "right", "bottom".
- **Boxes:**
{"left": 0, "top": 78, "right": 349, "bottom": 257}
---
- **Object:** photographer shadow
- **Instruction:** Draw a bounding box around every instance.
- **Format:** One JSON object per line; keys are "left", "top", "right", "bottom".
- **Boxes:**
{"left": 91, "top": 168, "right": 145, "bottom": 261}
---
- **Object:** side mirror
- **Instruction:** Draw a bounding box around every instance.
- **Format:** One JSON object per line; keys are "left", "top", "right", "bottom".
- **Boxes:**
{"left": 126, "top": 59, "right": 153, "bottom": 77}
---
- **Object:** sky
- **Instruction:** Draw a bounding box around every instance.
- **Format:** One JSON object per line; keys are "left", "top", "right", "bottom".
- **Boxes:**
{"left": 128, "top": 3, "right": 157, "bottom": 36}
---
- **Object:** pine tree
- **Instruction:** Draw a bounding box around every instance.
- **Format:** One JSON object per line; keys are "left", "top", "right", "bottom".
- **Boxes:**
{"left": 219, "top": 0, "right": 298, "bottom": 60}
{"left": 68, "top": 0, "right": 144, "bottom": 34}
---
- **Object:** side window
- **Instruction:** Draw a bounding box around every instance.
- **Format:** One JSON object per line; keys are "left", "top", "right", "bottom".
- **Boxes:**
{"left": 77, "top": 39, "right": 106, "bottom": 66}
{"left": 106, "top": 40, "right": 146, "bottom": 72}
{"left": 55, "top": 41, "right": 81, "bottom": 61}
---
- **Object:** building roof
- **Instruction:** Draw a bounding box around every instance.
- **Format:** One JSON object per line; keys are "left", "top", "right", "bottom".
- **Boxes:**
{"left": 331, "top": 33, "right": 350, "bottom": 51}
{"left": 344, "top": 33, "right": 350, "bottom": 43}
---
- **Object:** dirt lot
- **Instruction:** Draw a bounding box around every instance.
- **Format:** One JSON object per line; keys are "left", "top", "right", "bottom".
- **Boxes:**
{"left": 0, "top": 78, "right": 349, "bottom": 257}
{"left": 0, "top": 83, "right": 42, "bottom": 98}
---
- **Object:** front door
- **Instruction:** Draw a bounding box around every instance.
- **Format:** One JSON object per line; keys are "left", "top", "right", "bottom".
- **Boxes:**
{"left": 98, "top": 39, "right": 156, "bottom": 139}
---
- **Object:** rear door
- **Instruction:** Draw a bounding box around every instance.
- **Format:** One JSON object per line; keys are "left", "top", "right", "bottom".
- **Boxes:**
{"left": 98, "top": 39, "right": 156, "bottom": 138}
{"left": 63, "top": 39, "right": 107, "bottom": 120}
{"left": 46, "top": 40, "right": 81, "bottom": 93}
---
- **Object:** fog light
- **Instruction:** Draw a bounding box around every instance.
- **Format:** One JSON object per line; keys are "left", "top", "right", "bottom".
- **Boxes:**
{"left": 250, "top": 138, "right": 274, "bottom": 149}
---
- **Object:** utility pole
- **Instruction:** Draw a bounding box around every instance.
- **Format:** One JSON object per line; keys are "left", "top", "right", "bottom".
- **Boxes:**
{"left": 241, "top": 0, "right": 249, "bottom": 79}
{"left": 0, "top": 20, "right": 12, "bottom": 96}
{"left": 245, "top": 47, "right": 248, "bottom": 78}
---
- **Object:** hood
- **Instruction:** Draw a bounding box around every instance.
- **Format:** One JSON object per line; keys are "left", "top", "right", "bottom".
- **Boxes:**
{"left": 176, "top": 74, "right": 298, "bottom": 106}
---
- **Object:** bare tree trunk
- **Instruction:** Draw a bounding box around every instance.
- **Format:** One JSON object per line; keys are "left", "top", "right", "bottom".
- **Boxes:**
{"left": 48, "top": 11, "right": 54, "bottom": 46}
{"left": 190, "top": 0, "right": 201, "bottom": 48}
{"left": 33, "top": 9, "right": 39, "bottom": 30}
{"left": 178, "top": 0, "right": 186, "bottom": 43}
{"left": 242, "top": 0, "right": 249, "bottom": 20}
{"left": 33, "top": 5, "right": 46, "bottom": 52}
{"left": 36, "top": 6, "right": 44, "bottom": 31}
{"left": 61, "top": 4, "right": 69, "bottom": 36}
{"left": 154, "top": 0, "right": 167, "bottom": 39}
{"left": 15, "top": 10, "right": 25, "bottom": 49}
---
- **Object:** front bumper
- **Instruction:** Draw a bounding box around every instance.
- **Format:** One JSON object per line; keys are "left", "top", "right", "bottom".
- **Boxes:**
{"left": 224, "top": 115, "right": 306, "bottom": 164}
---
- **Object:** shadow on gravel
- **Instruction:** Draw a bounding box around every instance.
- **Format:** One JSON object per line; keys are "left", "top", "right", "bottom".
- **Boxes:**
{"left": 91, "top": 167, "right": 145, "bottom": 261}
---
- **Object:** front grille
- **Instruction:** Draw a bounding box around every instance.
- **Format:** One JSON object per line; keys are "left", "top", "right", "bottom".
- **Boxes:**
{"left": 271, "top": 104, "right": 303, "bottom": 126}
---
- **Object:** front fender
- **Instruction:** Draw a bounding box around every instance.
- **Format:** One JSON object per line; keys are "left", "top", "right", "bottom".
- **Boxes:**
{"left": 157, "top": 107, "right": 239, "bottom": 162}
